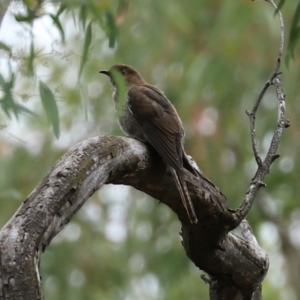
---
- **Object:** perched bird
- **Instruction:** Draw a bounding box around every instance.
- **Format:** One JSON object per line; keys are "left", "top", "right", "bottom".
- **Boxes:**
{"left": 100, "top": 64, "right": 198, "bottom": 224}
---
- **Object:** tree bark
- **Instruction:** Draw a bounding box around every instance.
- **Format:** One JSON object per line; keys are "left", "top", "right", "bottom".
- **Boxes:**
{"left": 0, "top": 135, "right": 268, "bottom": 300}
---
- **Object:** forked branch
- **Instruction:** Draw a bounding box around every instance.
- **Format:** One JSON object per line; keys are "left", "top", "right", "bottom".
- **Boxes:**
{"left": 234, "top": 0, "right": 288, "bottom": 224}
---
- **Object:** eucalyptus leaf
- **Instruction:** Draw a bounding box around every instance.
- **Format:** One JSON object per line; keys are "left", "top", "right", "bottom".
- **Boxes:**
{"left": 78, "top": 21, "right": 93, "bottom": 79}
{"left": 39, "top": 81, "right": 60, "bottom": 138}
{"left": 50, "top": 14, "right": 65, "bottom": 43}
{"left": 106, "top": 11, "right": 117, "bottom": 48}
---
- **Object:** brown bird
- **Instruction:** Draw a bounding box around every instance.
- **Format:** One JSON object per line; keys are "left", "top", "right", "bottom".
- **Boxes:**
{"left": 100, "top": 64, "right": 198, "bottom": 224}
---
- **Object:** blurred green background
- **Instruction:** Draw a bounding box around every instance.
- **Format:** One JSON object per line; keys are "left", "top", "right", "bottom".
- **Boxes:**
{"left": 0, "top": 0, "right": 299, "bottom": 299}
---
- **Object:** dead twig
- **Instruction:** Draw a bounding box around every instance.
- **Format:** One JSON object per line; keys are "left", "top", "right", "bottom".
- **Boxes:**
{"left": 234, "top": 0, "right": 288, "bottom": 224}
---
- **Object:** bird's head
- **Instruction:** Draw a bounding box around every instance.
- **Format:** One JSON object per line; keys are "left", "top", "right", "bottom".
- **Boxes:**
{"left": 100, "top": 64, "right": 145, "bottom": 88}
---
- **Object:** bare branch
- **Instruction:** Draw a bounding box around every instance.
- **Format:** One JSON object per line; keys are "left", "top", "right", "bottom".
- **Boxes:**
{"left": 246, "top": 0, "right": 285, "bottom": 168}
{"left": 234, "top": 0, "right": 288, "bottom": 224}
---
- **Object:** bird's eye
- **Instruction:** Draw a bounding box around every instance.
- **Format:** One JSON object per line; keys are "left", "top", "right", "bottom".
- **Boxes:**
{"left": 120, "top": 69, "right": 126, "bottom": 75}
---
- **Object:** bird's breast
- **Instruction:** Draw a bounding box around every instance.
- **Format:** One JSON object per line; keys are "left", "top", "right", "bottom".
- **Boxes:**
{"left": 117, "top": 99, "right": 146, "bottom": 141}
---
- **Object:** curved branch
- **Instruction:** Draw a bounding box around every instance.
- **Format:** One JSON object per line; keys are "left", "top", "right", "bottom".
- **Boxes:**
{"left": 0, "top": 135, "right": 268, "bottom": 299}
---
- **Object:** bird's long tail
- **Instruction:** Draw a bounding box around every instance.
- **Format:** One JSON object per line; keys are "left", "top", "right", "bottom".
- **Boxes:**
{"left": 171, "top": 169, "right": 198, "bottom": 224}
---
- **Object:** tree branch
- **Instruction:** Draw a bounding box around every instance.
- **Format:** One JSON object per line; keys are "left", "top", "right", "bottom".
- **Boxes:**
{"left": 0, "top": 135, "right": 268, "bottom": 299}
{"left": 247, "top": 0, "right": 285, "bottom": 167}
{"left": 233, "top": 0, "right": 288, "bottom": 225}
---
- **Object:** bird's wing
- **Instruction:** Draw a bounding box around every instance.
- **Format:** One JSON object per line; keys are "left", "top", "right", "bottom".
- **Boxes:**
{"left": 127, "top": 85, "right": 184, "bottom": 171}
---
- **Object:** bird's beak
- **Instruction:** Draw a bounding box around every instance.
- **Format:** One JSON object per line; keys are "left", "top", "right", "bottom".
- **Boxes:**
{"left": 99, "top": 70, "right": 110, "bottom": 76}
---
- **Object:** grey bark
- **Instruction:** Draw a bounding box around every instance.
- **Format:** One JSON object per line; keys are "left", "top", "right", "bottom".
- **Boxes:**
{"left": 0, "top": 135, "right": 268, "bottom": 300}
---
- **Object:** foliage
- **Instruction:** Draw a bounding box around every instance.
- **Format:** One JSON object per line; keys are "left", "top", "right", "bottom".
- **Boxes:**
{"left": 0, "top": 0, "right": 299, "bottom": 299}
{"left": 277, "top": 0, "right": 300, "bottom": 66}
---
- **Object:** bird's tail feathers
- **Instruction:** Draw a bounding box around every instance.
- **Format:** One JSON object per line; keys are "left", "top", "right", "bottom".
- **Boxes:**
{"left": 171, "top": 169, "right": 198, "bottom": 224}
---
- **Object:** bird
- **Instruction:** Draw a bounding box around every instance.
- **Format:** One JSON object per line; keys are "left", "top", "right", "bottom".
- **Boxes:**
{"left": 100, "top": 64, "right": 198, "bottom": 224}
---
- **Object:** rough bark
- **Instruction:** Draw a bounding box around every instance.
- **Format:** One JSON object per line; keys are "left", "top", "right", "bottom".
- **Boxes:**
{"left": 0, "top": 135, "right": 269, "bottom": 300}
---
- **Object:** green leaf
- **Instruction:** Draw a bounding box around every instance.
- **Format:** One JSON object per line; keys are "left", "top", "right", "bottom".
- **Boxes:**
{"left": 79, "top": 6, "right": 87, "bottom": 30}
{"left": 275, "top": 0, "right": 285, "bottom": 15}
{"left": 78, "top": 21, "right": 93, "bottom": 79}
{"left": 28, "top": 40, "right": 35, "bottom": 76}
{"left": 50, "top": 14, "right": 65, "bottom": 43}
{"left": 56, "top": 4, "right": 67, "bottom": 17}
{"left": 14, "top": 10, "right": 36, "bottom": 23}
{"left": 0, "top": 73, "right": 18, "bottom": 118}
{"left": 105, "top": 11, "right": 117, "bottom": 48}
{"left": 15, "top": 104, "right": 37, "bottom": 117}
{"left": 15, "top": 14, "right": 32, "bottom": 22}
{"left": 0, "top": 92, "right": 16, "bottom": 118}
{"left": 39, "top": 81, "right": 60, "bottom": 138}
{"left": 286, "top": 1, "right": 300, "bottom": 65}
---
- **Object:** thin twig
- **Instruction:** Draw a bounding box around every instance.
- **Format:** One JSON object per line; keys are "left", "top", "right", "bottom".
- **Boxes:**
{"left": 247, "top": 0, "right": 284, "bottom": 167}
{"left": 234, "top": 0, "right": 288, "bottom": 224}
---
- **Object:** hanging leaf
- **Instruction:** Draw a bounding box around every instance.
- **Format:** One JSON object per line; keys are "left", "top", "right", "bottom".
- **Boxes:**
{"left": 286, "top": 1, "right": 300, "bottom": 66}
{"left": 78, "top": 21, "right": 93, "bottom": 79}
{"left": 14, "top": 8, "right": 37, "bottom": 23}
{"left": 79, "top": 6, "right": 87, "bottom": 30}
{"left": 0, "top": 73, "right": 18, "bottom": 118}
{"left": 0, "top": 91, "right": 17, "bottom": 118}
{"left": 28, "top": 39, "right": 35, "bottom": 76}
{"left": 50, "top": 14, "right": 65, "bottom": 43}
{"left": 106, "top": 11, "right": 117, "bottom": 48}
{"left": 15, "top": 104, "right": 37, "bottom": 117}
{"left": 39, "top": 81, "right": 60, "bottom": 138}
{"left": 56, "top": 4, "right": 67, "bottom": 17}
{"left": 275, "top": 0, "right": 285, "bottom": 15}
{"left": 15, "top": 14, "right": 35, "bottom": 22}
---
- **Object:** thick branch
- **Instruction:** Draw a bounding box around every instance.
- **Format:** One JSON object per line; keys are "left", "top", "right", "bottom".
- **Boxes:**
{"left": 0, "top": 135, "right": 268, "bottom": 299}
